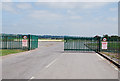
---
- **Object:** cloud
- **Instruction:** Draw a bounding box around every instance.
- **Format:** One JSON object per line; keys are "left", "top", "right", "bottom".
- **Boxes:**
{"left": 35, "top": 2, "right": 76, "bottom": 9}
{"left": 79, "top": 3, "right": 109, "bottom": 9}
{"left": 2, "top": 1, "right": 118, "bottom": 36}
{"left": 2, "top": 0, "right": 12, "bottom": 2}
{"left": 2, "top": 3, "right": 33, "bottom": 14}
{"left": 16, "top": 3, "right": 32, "bottom": 9}
{"left": 109, "top": 7, "right": 117, "bottom": 11}
{"left": 0, "top": 3, "right": 2, "bottom": 11}
{"left": 35, "top": 2, "right": 110, "bottom": 10}
{"left": 106, "top": 17, "right": 118, "bottom": 22}
{"left": 28, "top": 9, "right": 83, "bottom": 22}
{"left": 37, "top": 0, "right": 119, "bottom": 2}
{"left": 70, "top": 16, "right": 82, "bottom": 20}
{"left": 59, "top": 21, "right": 117, "bottom": 36}
{"left": 2, "top": 0, "right": 39, "bottom": 2}
{"left": 67, "top": 9, "right": 74, "bottom": 14}
{"left": 28, "top": 10, "right": 64, "bottom": 21}
{"left": 1, "top": 0, "right": 119, "bottom": 2}
{"left": 2, "top": 3, "right": 18, "bottom": 14}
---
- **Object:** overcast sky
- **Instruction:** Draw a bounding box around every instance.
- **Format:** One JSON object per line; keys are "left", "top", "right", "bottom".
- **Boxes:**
{"left": 2, "top": 2, "right": 118, "bottom": 36}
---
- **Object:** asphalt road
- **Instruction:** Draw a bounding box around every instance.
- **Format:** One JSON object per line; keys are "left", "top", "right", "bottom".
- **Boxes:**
{"left": 2, "top": 42, "right": 118, "bottom": 79}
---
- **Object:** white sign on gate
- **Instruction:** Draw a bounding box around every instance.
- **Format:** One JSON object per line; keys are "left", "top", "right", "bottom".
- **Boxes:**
{"left": 22, "top": 39, "right": 28, "bottom": 47}
{"left": 102, "top": 42, "right": 108, "bottom": 49}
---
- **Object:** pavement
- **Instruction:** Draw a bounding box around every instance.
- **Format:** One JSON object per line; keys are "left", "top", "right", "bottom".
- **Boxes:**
{"left": 2, "top": 42, "right": 118, "bottom": 79}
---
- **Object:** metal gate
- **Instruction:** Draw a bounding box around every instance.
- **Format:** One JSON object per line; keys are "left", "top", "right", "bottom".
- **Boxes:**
{"left": 64, "top": 36, "right": 101, "bottom": 52}
{"left": 29, "top": 35, "right": 38, "bottom": 50}
{"left": 1, "top": 34, "right": 38, "bottom": 50}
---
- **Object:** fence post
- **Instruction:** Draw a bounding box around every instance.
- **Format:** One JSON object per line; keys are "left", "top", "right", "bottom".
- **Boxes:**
{"left": 98, "top": 37, "right": 101, "bottom": 52}
{"left": 6, "top": 35, "right": 7, "bottom": 49}
{"left": 28, "top": 34, "right": 30, "bottom": 50}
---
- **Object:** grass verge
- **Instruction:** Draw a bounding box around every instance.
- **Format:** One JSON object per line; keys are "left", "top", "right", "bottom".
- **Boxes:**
{"left": 0, "top": 49, "right": 26, "bottom": 56}
{"left": 100, "top": 52, "right": 119, "bottom": 63}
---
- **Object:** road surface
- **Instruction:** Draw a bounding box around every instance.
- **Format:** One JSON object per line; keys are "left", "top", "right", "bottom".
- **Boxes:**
{"left": 2, "top": 42, "right": 118, "bottom": 79}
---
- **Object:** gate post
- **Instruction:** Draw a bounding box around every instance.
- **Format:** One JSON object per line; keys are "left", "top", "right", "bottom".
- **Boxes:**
{"left": 98, "top": 37, "right": 101, "bottom": 52}
{"left": 28, "top": 34, "right": 30, "bottom": 50}
{"left": 5, "top": 35, "right": 8, "bottom": 49}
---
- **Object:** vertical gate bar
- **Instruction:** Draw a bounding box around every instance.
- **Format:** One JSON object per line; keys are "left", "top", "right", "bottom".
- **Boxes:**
{"left": 71, "top": 39, "right": 73, "bottom": 50}
{"left": 114, "top": 38, "right": 115, "bottom": 53}
{"left": 65, "top": 37, "right": 66, "bottom": 50}
{"left": 76, "top": 39, "right": 77, "bottom": 51}
{"left": 66, "top": 38, "right": 67, "bottom": 50}
{"left": 85, "top": 38, "right": 87, "bottom": 51}
{"left": 98, "top": 37, "right": 101, "bottom": 52}
{"left": 74, "top": 39, "right": 75, "bottom": 50}
{"left": 91, "top": 38, "right": 93, "bottom": 51}
{"left": 78, "top": 38, "right": 80, "bottom": 50}
{"left": 66, "top": 39, "right": 67, "bottom": 50}
{"left": 19, "top": 35, "right": 20, "bottom": 49}
{"left": 6, "top": 35, "right": 7, "bottom": 49}
{"left": 85, "top": 38, "right": 86, "bottom": 51}
{"left": 70, "top": 39, "right": 71, "bottom": 50}
{"left": 66, "top": 39, "right": 68, "bottom": 50}
{"left": 77, "top": 39, "right": 79, "bottom": 50}
{"left": 28, "top": 34, "right": 30, "bottom": 50}
{"left": 77, "top": 38, "right": 78, "bottom": 50}
{"left": 64, "top": 38, "right": 65, "bottom": 50}
{"left": 67, "top": 39, "right": 69, "bottom": 49}
{"left": 76, "top": 38, "right": 77, "bottom": 50}
{"left": 68, "top": 39, "right": 69, "bottom": 50}
{"left": 90, "top": 38, "right": 91, "bottom": 51}
{"left": 89, "top": 38, "right": 90, "bottom": 51}
{"left": 20, "top": 35, "right": 22, "bottom": 49}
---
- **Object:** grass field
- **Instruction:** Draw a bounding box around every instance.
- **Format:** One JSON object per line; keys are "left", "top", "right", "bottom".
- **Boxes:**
{"left": 38, "top": 39, "right": 64, "bottom": 42}
{"left": 0, "top": 49, "right": 25, "bottom": 56}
